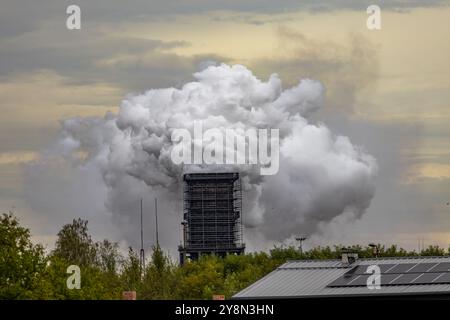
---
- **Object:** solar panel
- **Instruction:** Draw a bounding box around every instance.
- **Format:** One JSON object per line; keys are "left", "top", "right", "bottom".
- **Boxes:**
{"left": 385, "top": 263, "right": 417, "bottom": 274}
{"left": 347, "top": 275, "right": 370, "bottom": 286}
{"left": 407, "top": 263, "right": 438, "bottom": 273}
{"left": 343, "top": 264, "right": 397, "bottom": 276}
{"left": 411, "top": 272, "right": 442, "bottom": 284}
{"left": 380, "top": 274, "right": 400, "bottom": 285}
{"left": 429, "top": 262, "right": 450, "bottom": 273}
{"left": 378, "top": 264, "right": 397, "bottom": 273}
{"left": 388, "top": 273, "right": 419, "bottom": 285}
{"left": 432, "top": 272, "right": 450, "bottom": 284}
{"left": 327, "top": 275, "right": 355, "bottom": 287}
{"left": 328, "top": 275, "right": 371, "bottom": 287}
{"left": 327, "top": 261, "right": 450, "bottom": 287}
{"left": 359, "top": 262, "right": 450, "bottom": 274}
{"left": 343, "top": 265, "right": 366, "bottom": 276}
{"left": 328, "top": 261, "right": 450, "bottom": 287}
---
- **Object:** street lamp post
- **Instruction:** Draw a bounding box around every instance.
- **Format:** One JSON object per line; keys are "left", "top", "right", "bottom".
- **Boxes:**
{"left": 295, "top": 237, "right": 307, "bottom": 256}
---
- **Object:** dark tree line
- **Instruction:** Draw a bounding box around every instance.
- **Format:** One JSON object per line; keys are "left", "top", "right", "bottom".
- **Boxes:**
{"left": 1, "top": 212, "right": 448, "bottom": 299}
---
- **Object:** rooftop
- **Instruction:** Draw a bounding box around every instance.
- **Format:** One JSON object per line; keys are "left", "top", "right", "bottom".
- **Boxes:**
{"left": 233, "top": 256, "right": 450, "bottom": 299}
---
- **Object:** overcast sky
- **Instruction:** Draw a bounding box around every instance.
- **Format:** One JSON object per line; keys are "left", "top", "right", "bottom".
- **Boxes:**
{"left": 1, "top": 0, "right": 450, "bottom": 254}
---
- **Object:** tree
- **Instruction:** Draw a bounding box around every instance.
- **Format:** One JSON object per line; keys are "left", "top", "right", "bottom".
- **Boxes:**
{"left": 121, "top": 247, "right": 141, "bottom": 292}
{"left": 140, "top": 245, "right": 177, "bottom": 299}
{"left": 0, "top": 213, "right": 48, "bottom": 299}
{"left": 49, "top": 218, "right": 123, "bottom": 299}
{"left": 52, "top": 218, "right": 97, "bottom": 266}
{"left": 95, "top": 239, "right": 123, "bottom": 299}
{"left": 97, "top": 239, "right": 121, "bottom": 274}
{"left": 420, "top": 245, "right": 445, "bottom": 256}
{"left": 175, "top": 255, "right": 225, "bottom": 299}
{"left": 4, "top": 211, "right": 450, "bottom": 300}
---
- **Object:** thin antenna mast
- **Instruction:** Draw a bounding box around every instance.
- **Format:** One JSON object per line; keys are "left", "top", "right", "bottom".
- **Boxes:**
{"left": 139, "top": 198, "right": 145, "bottom": 274}
{"left": 155, "top": 198, "right": 159, "bottom": 247}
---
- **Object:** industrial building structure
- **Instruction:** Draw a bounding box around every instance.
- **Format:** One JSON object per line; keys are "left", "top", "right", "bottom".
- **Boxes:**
{"left": 178, "top": 172, "right": 245, "bottom": 264}
{"left": 233, "top": 255, "right": 450, "bottom": 299}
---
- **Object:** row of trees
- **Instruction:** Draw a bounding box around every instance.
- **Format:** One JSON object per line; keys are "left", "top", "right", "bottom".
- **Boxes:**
{"left": 1, "top": 212, "right": 449, "bottom": 299}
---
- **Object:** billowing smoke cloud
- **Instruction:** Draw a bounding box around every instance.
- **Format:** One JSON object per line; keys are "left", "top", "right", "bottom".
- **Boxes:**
{"left": 25, "top": 63, "right": 377, "bottom": 252}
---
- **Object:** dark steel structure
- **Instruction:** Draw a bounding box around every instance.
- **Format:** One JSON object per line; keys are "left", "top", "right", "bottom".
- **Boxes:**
{"left": 179, "top": 172, "right": 245, "bottom": 264}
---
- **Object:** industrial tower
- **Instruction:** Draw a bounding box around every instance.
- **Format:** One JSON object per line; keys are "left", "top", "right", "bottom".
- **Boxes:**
{"left": 178, "top": 172, "right": 245, "bottom": 264}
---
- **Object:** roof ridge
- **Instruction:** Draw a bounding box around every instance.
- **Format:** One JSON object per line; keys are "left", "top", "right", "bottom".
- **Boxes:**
{"left": 285, "top": 259, "right": 340, "bottom": 263}
{"left": 361, "top": 256, "right": 450, "bottom": 261}
{"left": 285, "top": 256, "right": 450, "bottom": 263}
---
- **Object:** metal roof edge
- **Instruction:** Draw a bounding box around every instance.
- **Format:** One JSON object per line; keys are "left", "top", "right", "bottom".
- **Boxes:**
{"left": 285, "top": 256, "right": 450, "bottom": 263}
{"left": 231, "top": 289, "right": 450, "bottom": 300}
{"left": 231, "top": 267, "right": 283, "bottom": 298}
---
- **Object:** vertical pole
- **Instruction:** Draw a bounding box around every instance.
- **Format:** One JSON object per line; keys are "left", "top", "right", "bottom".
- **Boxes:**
{"left": 140, "top": 198, "right": 145, "bottom": 275}
{"left": 155, "top": 198, "right": 159, "bottom": 247}
{"left": 141, "top": 198, "right": 144, "bottom": 252}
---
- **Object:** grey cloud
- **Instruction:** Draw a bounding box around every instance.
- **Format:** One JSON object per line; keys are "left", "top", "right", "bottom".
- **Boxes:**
{"left": 1, "top": 0, "right": 448, "bottom": 38}
{"left": 0, "top": 126, "right": 56, "bottom": 154}
{"left": 252, "top": 28, "right": 379, "bottom": 114}
{"left": 2, "top": 0, "right": 448, "bottom": 252}
{"left": 304, "top": 114, "right": 450, "bottom": 247}
{"left": 0, "top": 21, "right": 228, "bottom": 91}
{"left": 244, "top": 28, "right": 449, "bottom": 249}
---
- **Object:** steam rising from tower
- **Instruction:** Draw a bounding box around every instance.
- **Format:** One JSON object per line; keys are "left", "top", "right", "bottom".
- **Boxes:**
{"left": 25, "top": 63, "right": 377, "bottom": 251}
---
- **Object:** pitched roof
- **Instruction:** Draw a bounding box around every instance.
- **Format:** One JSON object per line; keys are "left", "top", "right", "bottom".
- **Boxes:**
{"left": 233, "top": 256, "right": 450, "bottom": 299}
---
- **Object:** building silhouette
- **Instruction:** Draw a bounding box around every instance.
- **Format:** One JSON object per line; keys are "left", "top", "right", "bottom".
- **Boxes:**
{"left": 179, "top": 172, "right": 245, "bottom": 264}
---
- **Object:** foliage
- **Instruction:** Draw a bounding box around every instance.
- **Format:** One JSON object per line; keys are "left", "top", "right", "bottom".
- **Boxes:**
{"left": 2, "top": 211, "right": 450, "bottom": 300}
{"left": 0, "top": 213, "right": 48, "bottom": 299}
{"left": 120, "top": 247, "right": 141, "bottom": 292}
{"left": 140, "top": 245, "right": 177, "bottom": 299}
{"left": 52, "top": 218, "right": 97, "bottom": 267}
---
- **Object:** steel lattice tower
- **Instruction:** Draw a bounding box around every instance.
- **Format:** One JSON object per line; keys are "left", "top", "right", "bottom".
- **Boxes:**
{"left": 178, "top": 172, "right": 245, "bottom": 264}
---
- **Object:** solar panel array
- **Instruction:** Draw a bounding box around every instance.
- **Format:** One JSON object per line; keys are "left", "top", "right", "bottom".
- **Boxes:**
{"left": 327, "top": 262, "right": 450, "bottom": 287}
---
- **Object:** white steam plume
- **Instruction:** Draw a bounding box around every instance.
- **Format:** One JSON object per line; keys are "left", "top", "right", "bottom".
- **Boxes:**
{"left": 26, "top": 63, "right": 377, "bottom": 252}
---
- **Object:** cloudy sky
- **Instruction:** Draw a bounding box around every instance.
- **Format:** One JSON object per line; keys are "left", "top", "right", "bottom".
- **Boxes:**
{"left": 1, "top": 0, "right": 450, "bottom": 254}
